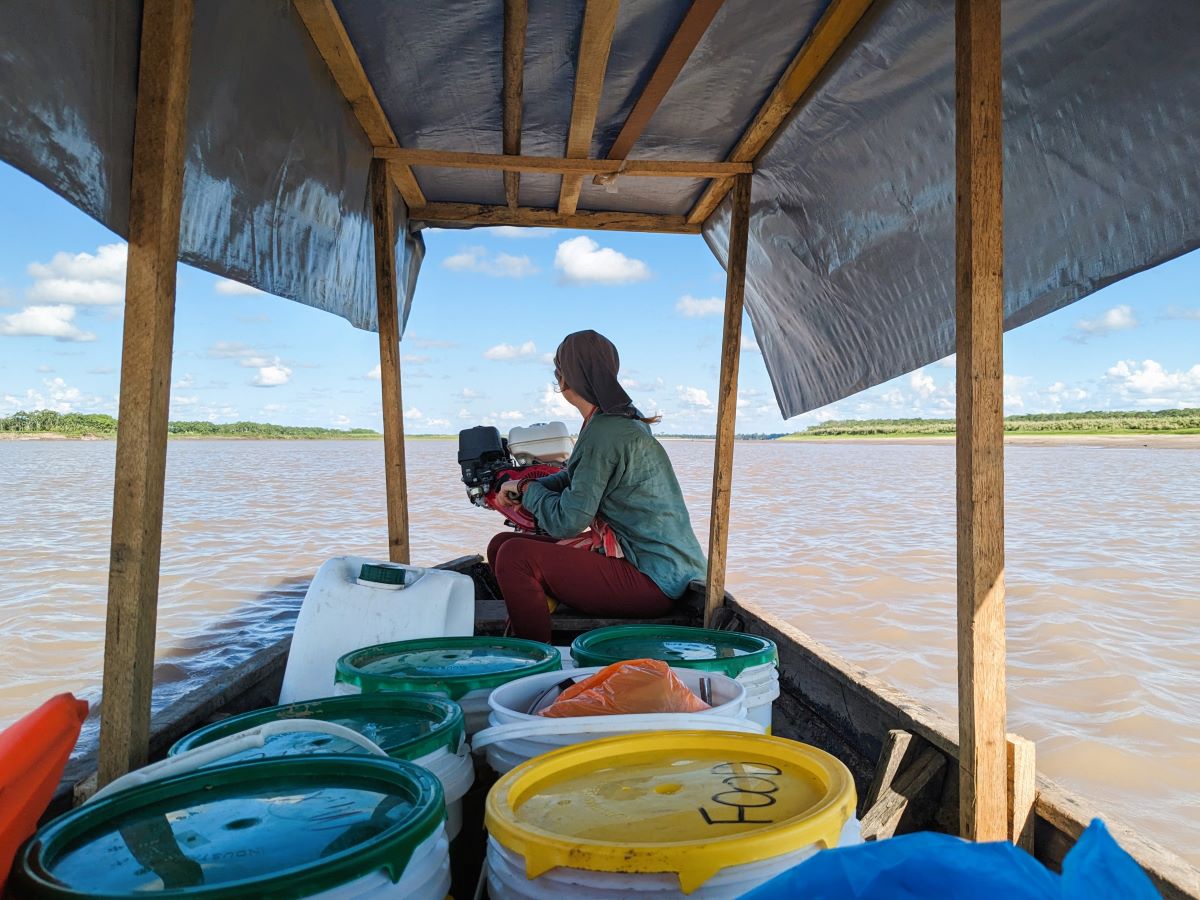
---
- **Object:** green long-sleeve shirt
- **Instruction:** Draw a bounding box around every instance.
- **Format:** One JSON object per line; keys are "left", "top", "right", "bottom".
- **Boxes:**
{"left": 521, "top": 414, "right": 707, "bottom": 599}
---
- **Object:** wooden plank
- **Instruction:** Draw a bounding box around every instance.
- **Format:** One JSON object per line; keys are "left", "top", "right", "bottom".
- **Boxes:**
{"left": 686, "top": 0, "right": 875, "bottom": 225}
{"left": 1007, "top": 733, "right": 1036, "bottom": 852}
{"left": 97, "top": 0, "right": 193, "bottom": 788}
{"left": 409, "top": 202, "right": 700, "bottom": 234}
{"left": 955, "top": 0, "right": 1006, "bottom": 844}
{"left": 594, "top": 0, "right": 725, "bottom": 183}
{"left": 292, "top": 0, "right": 425, "bottom": 208}
{"left": 860, "top": 746, "right": 947, "bottom": 841}
{"left": 862, "top": 729, "right": 913, "bottom": 815}
{"left": 558, "top": 0, "right": 620, "bottom": 214}
{"left": 503, "top": 0, "right": 528, "bottom": 208}
{"left": 375, "top": 147, "right": 750, "bottom": 179}
{"left": 370, "top": 159, "right": 411, "bottom": 563}
{"left": 704, "top": 173, "right": 751, "bottom": 625}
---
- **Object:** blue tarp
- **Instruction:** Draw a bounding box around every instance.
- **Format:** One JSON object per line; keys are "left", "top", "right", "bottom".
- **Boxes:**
{"left": 742, "top": 820, "right": 1161, "bottom": 899}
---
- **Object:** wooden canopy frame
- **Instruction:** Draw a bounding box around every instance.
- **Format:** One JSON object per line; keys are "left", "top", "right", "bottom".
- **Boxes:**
{"left": 96, "top": 0, "right": 1023, "bottom": 853}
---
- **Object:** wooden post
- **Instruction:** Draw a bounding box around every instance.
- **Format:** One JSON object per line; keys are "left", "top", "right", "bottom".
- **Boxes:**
{"left": 955, "top": 0, "right": 1007, "bottom": 841}
{"left": 1007, "top": 733, "right": 1037, "bottom": 852}
{"left": 97, "top": 0, "right": 193, "bottom": 786}
{"left": 704, "top": 173, "right": 752, "bottom": 625}
{"left": 371, "top": 158, "right": 411, "bottom": 564}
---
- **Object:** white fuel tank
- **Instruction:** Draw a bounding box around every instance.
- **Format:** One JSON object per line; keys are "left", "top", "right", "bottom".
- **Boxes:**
{"left": 507, "top": 421, "right": 573, "bottom": 463}
{"left": 279, "top": 557, "right": 475, "bottom": 703}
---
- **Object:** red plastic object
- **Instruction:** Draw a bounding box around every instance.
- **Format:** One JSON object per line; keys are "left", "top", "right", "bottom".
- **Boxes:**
{"left": 484, "top": 463, "right": 564, "bottom": 532}
{"left": 0, "top": 693, "right": 88, "bottom": 890}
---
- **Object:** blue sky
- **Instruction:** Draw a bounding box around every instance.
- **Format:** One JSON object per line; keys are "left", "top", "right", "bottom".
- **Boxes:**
{"left": 1, "top": 160, "right": 1198, "bottom": 434}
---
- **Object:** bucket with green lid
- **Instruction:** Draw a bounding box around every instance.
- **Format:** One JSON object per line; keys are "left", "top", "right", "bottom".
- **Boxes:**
{"left": 14, "top": 756, "right": 450, "bottom": 899}
{"left": 571, "top": 626, "right": 781, "bottom": 732}
{"left": 335, "top": 636, "right": 561, "bottom": 735}
{"left": 166, "top": 694, "right": 473, "bottom": 839}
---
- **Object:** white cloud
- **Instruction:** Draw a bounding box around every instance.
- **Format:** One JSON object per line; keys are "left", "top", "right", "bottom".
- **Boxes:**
{"left": 909, "top": 369, "right": 936, "bottom": 398}
{"left": 540, "top": 383, "right": 576, "bottom": 419}
{"left": 365, "top": 364, "right": 381, "bottom": 380}
{"left": 251, "top": 363, "right": 292, "bottom": 387}
{"left": 459, "top": 387, "right": 484, "bottom": 400}
{"left": 1104, "top": 359, "right": 1200, "bottom": 406}
{"left": 676, "top": 385, "right": 713, "bottom": 409}
{"left": 443, "top": 246, "right": 538, "bottom": 278}
{"left": 1161, "top": 306, "right": 1200, "bottom": 321}
{"left": 0, "top": 305, "right": 96, "bottom": 341}
{"left": 27, "top": 243, "right": 127, "bottom": 305}
{"left": 404, "top": 407, "right": 423, "bottom": 420}
{"left": 171, "top": 394, "right": 199, "bottom": 407}
{"left": 332, "top": 414, "right": 352, "bottom": 426}
{"left": 484, "top": 340, "right": 538, "bottom": 361}
{"left": 489, "top": 226, "right": 550, "bottom": 239}
{"left": 676, "top": 294, "right": 723, "bottom": 317}
{"left": 740, "top": 334, "right": 760, "bottom": 353}
{"left": 402, "top": 354, "right": 431, "bottom": 365}
{"left": 215, "top": 279, "right": 265, "bottom": 295}
{"left": 496, "top": 410, "right": 525, "bottom": 422}
{"left": 1069, "top": 304, "right": 1138, "bottom": 342}
{"left": 173, "top": 373, "right": 195, "bottom": 389}
{"left": 407, "top": 336, "right": 458, "bottom": 349}
{"left": 554, "top": 236, "right": 650, "bottom": 284}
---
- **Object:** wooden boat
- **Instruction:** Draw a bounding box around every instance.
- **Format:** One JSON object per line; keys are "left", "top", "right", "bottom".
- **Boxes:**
{"left": 46, "top": 554, "right": 1200, "bottom": 897}
{"left": 7, "top": 0, "right": 1199, "bottom": 894}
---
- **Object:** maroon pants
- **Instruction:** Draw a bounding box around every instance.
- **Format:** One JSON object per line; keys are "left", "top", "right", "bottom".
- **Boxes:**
{"left": 487, "top": 532, "right": 673, "bottom": 643}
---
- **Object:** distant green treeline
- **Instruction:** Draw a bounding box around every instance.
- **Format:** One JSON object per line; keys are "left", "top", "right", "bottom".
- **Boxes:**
{"left": 792, "top": 408, "right": 1200, "bottom": 437}
{"left": 0, "top": 410, "right": 380, "bottom": 439}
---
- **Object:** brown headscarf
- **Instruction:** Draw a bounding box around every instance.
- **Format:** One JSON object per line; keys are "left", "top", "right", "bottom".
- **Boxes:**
{"left": 553, "top": 330, "right": 642, "bottom": 418}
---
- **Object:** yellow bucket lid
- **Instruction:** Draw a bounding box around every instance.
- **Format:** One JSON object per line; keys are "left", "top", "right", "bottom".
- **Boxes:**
{"left": 485, "top": 730, "right": 856, "bottom": 894}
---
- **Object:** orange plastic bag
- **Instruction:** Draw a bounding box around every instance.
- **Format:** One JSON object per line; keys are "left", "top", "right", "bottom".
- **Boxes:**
{"left": 537, "top": 658, "right": 711, "bottom": 718}
{"left": 0, "top": 693, "right": 88, "bottom": 891}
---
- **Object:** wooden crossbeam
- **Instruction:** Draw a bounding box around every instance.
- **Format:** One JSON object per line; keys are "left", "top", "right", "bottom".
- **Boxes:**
{"left": 292, "top": 0, "right": 425, "bottom": 208}
{"left": 593, "top": 0, "right": 726, "bottom": 185}
{"left": 559, "top": 0, "right": 620, "bottom": 214}
{"left": 374, "top": 147, "right": 750, "bottom": 179}
{"left": 861, "top": 745, "right": 948, "bottom": 840}
{"left": 503, "top": 0, "right": 528, "bottom": 208}
{"left": 686, "top": 0, "right": 875, "bottom": 225}
{"left": 409, "top": 202, "right": 698, "bottom": 234}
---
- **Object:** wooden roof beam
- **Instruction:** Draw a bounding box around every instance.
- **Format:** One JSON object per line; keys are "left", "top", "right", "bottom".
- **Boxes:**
{"left": 686, "top": 0, "right": 876, "bottom": 225}
{"left": 410, "top": 202, "right": 699, "bottom": 234}
{"left": 292, "top": 0, "right": 426, "bottom": 209}
{"left": 592, "top": 0, "right": 726, "bottom": 186}
{"left": 503, "top": 0, "right": 528, "bottom": 208}
{"left": 374, "top": 147, "right": 750, "bottom": 179}
{"left": 558, "top": 0, "right": 620, "bottom": 215}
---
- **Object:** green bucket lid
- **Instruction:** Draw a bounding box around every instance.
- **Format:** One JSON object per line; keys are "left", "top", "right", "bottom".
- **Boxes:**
{"left": 13, "top": 757, "right": 444, "bottom": 899}
{"left": 336, "top": 636, "right": 561, "bottom": 700}
{"left": 167, "top": 693, "right": 464, "bottom": 764}
{"left": 571, "top": 625, "right": 778, "bottom": 677}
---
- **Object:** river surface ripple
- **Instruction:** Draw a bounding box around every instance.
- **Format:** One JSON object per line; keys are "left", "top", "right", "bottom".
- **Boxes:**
{"left": 1, "top": 439, "right": 1197, "bottom": 863}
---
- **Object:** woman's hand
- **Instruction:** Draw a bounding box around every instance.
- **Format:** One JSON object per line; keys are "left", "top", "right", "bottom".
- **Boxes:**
{"left": 495, "top": 480, "right": 523, "bottom": 510}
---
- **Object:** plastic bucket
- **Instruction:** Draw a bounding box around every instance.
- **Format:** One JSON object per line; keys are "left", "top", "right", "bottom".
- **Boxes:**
{"left": 165, "top": 694, "right": 473, "bottom": 840}
{"left": 485, "top": 731, "right": 859, "bottom": 898}
{"left": 335, "top": 636, "right": 561, "bottom": 737}
{"left": 474, "top": 666, "right": 760, "bottom": 774}
{"left": 16, "top": 757, "right": 450, "bottom": 899}
{"left": 571, "top": 626, "right": 780, "bottom": 732}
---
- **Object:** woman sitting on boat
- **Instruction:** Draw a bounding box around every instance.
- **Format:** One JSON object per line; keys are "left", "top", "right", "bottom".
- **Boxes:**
{"left": 490, "top": 329, "right": 707, "bottom": 642}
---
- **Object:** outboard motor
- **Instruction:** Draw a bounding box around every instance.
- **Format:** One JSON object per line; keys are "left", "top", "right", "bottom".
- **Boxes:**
{"left": 458, "top": 422, "right": 572, "bottom": 532}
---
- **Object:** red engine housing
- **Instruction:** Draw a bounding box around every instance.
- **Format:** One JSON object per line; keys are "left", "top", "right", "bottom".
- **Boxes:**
{"left": 484, "top": 463, "right": 563, "bottom": 532}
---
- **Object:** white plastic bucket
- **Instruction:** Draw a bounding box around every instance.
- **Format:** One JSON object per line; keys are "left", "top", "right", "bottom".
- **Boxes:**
{"left": 412, "top": 741, "right": 474, "bottom": 840}
{"left": 486, "top": 818, "right": 861, "bottom": 899}
{"left": 320, "top": 827, "right": 451, "bottom": 899}
{"left": 736, "top": 661, "right": 781, "bottom": 732}
{"left": 472, "top": 666, "right": 760, "bottom": 774}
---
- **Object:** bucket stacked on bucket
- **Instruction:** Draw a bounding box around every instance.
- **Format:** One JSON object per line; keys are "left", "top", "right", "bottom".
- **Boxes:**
{"left": 166, "top": 693, "right": 474, "bottom": 839}
{"left": 334, "top": 635, "right": 562, "bottom": 736}
{"left": 485, "top": 731, "right": 860, "bottom": 898}
{"left": 13, "top": 757, "right": 452, "bottom": 899}
{"left": 571, "top": 625, "right": 781, "bottom": 731}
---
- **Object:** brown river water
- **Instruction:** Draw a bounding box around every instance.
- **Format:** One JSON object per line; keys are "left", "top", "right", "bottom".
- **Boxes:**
{"left": 1, "top": 438, "right": 1197, "bottom": 863}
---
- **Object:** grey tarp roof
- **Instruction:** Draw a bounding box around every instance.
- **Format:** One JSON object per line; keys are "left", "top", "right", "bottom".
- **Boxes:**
{"left": 1, "top": 0, "right": 1197, "bottom": 416}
